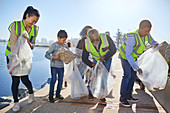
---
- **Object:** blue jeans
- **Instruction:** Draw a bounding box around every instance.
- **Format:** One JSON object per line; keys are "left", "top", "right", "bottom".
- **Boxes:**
{"left": 88, "top": 58, "right": 112, "bottom": 95}
{"left": 49, "top": 67, "right": 64, "bottom": 96}
{"left": 120, "top": 57, "right": 137, "bottom": 101}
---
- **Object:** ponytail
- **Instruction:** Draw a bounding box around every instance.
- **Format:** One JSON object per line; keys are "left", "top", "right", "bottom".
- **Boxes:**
{"left": 23, "top": 6, "right": 40, "bottom": 20}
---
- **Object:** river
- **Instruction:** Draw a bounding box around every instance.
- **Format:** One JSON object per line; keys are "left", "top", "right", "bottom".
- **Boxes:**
{"left": 0, "top": 43, "right": 50, "bottom": 97}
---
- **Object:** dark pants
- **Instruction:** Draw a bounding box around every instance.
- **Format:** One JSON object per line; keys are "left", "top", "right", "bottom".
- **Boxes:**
{"left": 11, "top": 76, "right": 33, "bottom": 102}
{"left": 49, "top": 67, "right": 64, "bottom": 96}
{"left": 6, "top": 56, "right": 33, "bottom": 102}
{"left": 120, "top": 57, "right": 137, "bottom": 101}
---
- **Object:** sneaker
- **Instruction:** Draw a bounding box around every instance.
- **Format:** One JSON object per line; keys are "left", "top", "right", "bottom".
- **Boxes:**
{"left": 120, "top": 100, "right": 131, "bottom": 107}
{"left": 12, "top": 102, "right": 20, "bottom": 112}
{"left": 127, "top": 97, "right": 139, "bottom": 103}
{"left": 88, "top": 94, "right": 94, "bottom": 100}
{"left": 28, "top": 94, "right": 34, "bottom": 104}
{"left": 49, "top": 96, "right": 55, "bottom": 103}
{"left": 56, "top": 95, "right": 64, "bottom": 99}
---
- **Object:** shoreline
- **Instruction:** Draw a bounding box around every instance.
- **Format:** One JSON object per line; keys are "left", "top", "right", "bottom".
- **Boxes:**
{"left": 0, "top": 77, "right": 51, "bottom": 110}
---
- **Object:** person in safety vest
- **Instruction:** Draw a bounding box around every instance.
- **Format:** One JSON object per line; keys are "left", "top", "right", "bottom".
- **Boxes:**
{"left": 82, "top": 29, "right": 116, "bottom": 103}
{"left": 76, "top": 25, "right": 93, "bottom": 50}
{"left": 119, "top": 20, "right": 158, "bottom": 107}
{"left": 76, "top": 26, "right": 93, "bottom": 82}
{"left": 5, "top": 6, "right": 40, "bottom": 112}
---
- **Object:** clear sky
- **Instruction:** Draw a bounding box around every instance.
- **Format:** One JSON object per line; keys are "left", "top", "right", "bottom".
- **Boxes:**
{"left": 0, "top": 0, "right": 170, "bottom": 43}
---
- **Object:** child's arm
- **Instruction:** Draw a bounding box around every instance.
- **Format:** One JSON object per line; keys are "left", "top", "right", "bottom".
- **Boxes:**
{"left": 45, "top": 43, "right": 57, "bottom": 60}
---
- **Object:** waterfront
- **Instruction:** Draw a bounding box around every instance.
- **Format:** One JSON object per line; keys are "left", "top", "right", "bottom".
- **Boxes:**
{"left": 0, "top": 43, "right": 50, "bottom": 97}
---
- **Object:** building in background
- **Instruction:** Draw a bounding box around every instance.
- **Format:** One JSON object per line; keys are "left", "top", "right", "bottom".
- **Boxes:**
{"left": 68, "top": 38, "right": 79, "bottom": 47}
{"left": 41, "top": 38, "right": 48, "bottom": 45}
{"left": 49, "top": 40, "right": 55, "bottom": 45}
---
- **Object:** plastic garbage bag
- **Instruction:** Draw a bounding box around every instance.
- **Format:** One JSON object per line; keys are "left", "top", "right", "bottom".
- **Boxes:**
{"left": 110, "top": 52, "right": 119, "bottom": 78}
{"left": 56, "top": 47, "right": 76, "bottom": 64}
{"left": 70, "top": 61, "right": 88, "bottom": 99}
{"left": 137, "top": 48, "right": 168, "bottom": 91}
{"left": 64, "top": 61, "right": 74, "bottom": 82}
{"left": 90, "top": 61, "right": 115, "bottom": 99}
{"left": 7, "top": 31, "right": 33, "bottom": 76}
{"left": 64, "top": 47, "right": 88, "bottom": 81}
{"left": 70, "top": 47, "right": 88, "bottom": 76}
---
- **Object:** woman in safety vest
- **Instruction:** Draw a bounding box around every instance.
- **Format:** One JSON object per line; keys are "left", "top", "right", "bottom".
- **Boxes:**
{"left": 76, "top": 25, "right": 92, "bottom": 50}
{"left": 5, "top": 6, "right": 40, "bottom": 112}
{"left": 76, "top": 25, "right": 93, "bottom": 83}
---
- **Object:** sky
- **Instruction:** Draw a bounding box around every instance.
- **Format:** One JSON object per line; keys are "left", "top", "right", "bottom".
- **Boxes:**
{"left": 0, "top": 0, "right": 170, "bottom": 43}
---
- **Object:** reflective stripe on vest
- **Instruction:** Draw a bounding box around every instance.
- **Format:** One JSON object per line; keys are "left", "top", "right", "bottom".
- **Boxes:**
{"left": 5, "top": 20, "right": 39, "bottom": 56}
{"left": 119, "top": 29, "right": 151, "bottom": 60}
{"left": 86, "top": 37, "right": 100, "bottom": 58}
{"left": 29, "top": 25, "right": 38, "bottom": 44}
{"left": 85, "top": 33, "right": 109, "bottom": 61}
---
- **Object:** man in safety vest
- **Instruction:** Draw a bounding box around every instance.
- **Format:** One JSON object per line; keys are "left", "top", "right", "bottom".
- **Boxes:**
{"left": 119, "top": 20, "right": 158, "bottom": 107}
{"left": 82, "top": 29, "right": 116, "bottom": 103}
{"left": 5, "top": 20, "right": 39, "bottom": 58}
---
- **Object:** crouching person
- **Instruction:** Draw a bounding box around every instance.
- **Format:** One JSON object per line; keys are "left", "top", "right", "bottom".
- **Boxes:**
{"left": 82, "top": 29, "right": 116, "bottom": 103}
{"left": 45, "top": 30, "right": 68, "bottom": 103}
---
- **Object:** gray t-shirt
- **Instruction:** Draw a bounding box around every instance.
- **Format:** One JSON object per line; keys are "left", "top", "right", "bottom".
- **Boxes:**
{"left": 45, "top": 42, "right": 68, "bottom": 68}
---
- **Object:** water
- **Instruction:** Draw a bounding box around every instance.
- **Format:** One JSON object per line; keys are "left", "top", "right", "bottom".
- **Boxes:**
{"left": 0, "top": 43, "right": 50, "bottom": 97}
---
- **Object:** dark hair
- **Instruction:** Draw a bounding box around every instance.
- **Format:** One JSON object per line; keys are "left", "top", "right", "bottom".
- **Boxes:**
{"left": 139, "top": 20, "right": 152, "bottom": 28}
{"left": 80, "top": 25, "right": 92, "bottom": 37}
{"left": 57, "top": 30, "right": 68, "bottom": 38}
{"left": 23, "top": 6, "right": 40, "bottom": 20}
{"left": 67, "top": 41, "right": 72, "bottom": 47}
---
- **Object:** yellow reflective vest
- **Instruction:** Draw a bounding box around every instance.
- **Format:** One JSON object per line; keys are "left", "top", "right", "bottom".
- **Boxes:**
{"left": 85, "top": 33, "right": 111, "bottom": 61}
{"left": 119, "top": 29, "right": 151, "bottom": 61}
{"left": 5, "top": 20, "right": 39, "bottom": 56}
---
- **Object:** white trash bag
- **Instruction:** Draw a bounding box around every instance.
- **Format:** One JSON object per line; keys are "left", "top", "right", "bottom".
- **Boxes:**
{"left": 110, "top": 52, "right": 119, "bottom": 78}
{"left": 90, "top": 61, "right": 115, "bottom": 99}
{"left": 137, "top": 48, "right": 168, "bottom": 91}
{"left": 63, "top": 47, "right": 88, "bottom": 81}
{"left": 8, "top": 31, "right": 33, "bottom": 76}
{"left": 70, "top": 47, "right": 88, "bottom": 76}
{"left": 64, "top": 61, "right": 74, "bottom": 82}
{"left": 70, "top": 61, "right": 88, "bottom": 99}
